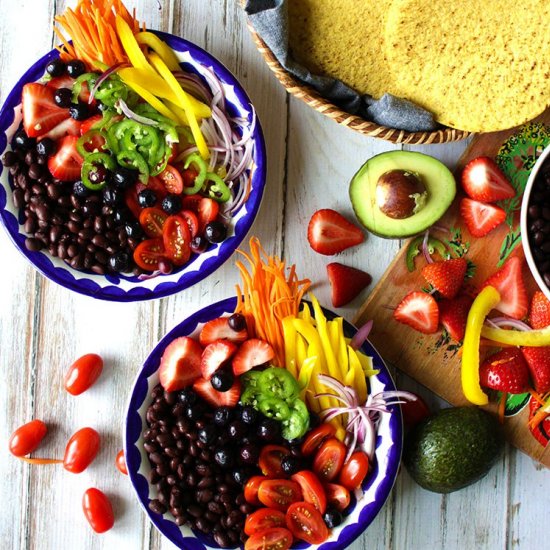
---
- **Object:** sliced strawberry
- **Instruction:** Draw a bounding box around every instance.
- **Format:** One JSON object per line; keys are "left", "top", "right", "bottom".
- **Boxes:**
{"left": 529, "top": 291, "right": 550, "bottom": 329}
{"left": 232, "top": 338, "right": 275, "bottom": 376}
{"left": 393, "top": 291, "right": 439, "bottom": 334}
{"left": 461, "top": 157, "right": 515, "bottom": 203}
{"left": 38, "top": 117, "right": 81, "bottom": 141}
{"left": 521, "top": 347, "right": 550, "bottom": 394}
{"left": 200, "top": 340, "right": 238, "bottom": 380}
{"left": 22, "top": 82, "right": 69, "bottom": 138}
{"left": 439, "top": 294, "right": 472, "bottom": 342}
{"left": 199, "top": 317, "right": 248, "bottom": 347}
{"left": 326, "top": 262, "right": 372, "bottom": 307}
{"left": 480, "top": 348, "right": 531, "bottom": 394}
{"left": 46, "top": 75, "right": 74, "bottom": 90}
{"left": 47, "top": 135, "right": 83, "bottom": 181}
{"left": 481, "top": 256, "right": 528, "bottom": 319}
{"left": 421, "top": 258, "right": 467, "bottom": 299}
{"left": 158, "top": 336, "right": 203, "bottom": 392}
{"left": 80, "top": 114, "right": 103, "bottom": 135}
{"left": 193, "top": 376, "right": 241, "bottom": 407}
{"left": 460, "top": 198, "right": 506, "bottom": 238}
{"left": 307, "top": 209, "right": 364, "bottom": 255}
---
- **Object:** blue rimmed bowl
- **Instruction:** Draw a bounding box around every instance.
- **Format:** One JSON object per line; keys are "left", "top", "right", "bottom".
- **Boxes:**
{"left": 125, "top": 297, "right": 403, "bottom": 549}
{"left": 0, "top": 32, "right": 266, "bottom": 301}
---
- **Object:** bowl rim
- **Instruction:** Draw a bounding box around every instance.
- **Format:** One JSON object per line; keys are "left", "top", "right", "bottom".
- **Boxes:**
{"left": 0, "top": 31, "right": 267, "bottom": 302}
{"left": 520, "top": 143, "right": 550, "bottom": 301}
{"left": 124, "top": 296, "right": 403, "bottom": 550}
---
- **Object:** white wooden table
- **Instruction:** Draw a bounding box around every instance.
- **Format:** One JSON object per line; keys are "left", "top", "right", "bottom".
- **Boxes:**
{"left": 0, "top": 1, "right": 548, "bottom": 549}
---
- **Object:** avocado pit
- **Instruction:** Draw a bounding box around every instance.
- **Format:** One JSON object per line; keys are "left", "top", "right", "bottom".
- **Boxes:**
{"left": 375, "top": 170, "right": 427, "bottom": 220}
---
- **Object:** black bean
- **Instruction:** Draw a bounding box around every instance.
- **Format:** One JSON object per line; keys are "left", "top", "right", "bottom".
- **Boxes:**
{"left": 197, "top": 476, "right": 214, "bottom": 489}
{"left": 25, "top": 237, "right": 43, "bottom": 251}
{"left": 91, "top": 264, "right": 106, "bottom": 275}
{"left": 213, "top": 532, "right": 230, "bottom": 548}
{"left": 149, "top": 469, "right": 161, "bottom": 484}
{"left": 188, "top": 504, "right": 203, "bottom": 518}
{"left": 148, "top": 499, "right": 167, "bottom": 515}
{"left": 24, "top": 216, "right": 37, "bottom": 234}
{"left": 28, "top": 163, "right": 42, "bottom": 180}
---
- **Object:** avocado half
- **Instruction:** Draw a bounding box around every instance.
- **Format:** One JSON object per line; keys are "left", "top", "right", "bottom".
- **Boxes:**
{"left": 349, "top": 151, "right": 456, "bottom": 238}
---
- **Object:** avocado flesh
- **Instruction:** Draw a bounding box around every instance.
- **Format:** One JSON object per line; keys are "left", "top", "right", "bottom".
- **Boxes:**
{"left": 349, "top": 150, "right": 456, "bottom": 238}
{"left": 403, "top": 407, "right": 504, "bottom": 494}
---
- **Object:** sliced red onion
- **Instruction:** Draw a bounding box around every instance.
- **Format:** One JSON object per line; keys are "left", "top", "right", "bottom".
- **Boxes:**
{"left": 232, "top": 108, "right": 257, "bottom": 148}
{"left": 431, "top": 224, "right": 450, "bottom": 233}
{"left": 487, "top": 317, "right": 531, "bottom": 331}
{"left": 350, "top": 319, "right": 373, "bottom": 350}
{"left": 422, "top": 229, "right": 433, "bottom": 263}
{"left": 116, "top": 98, "right": 160, "bottom": 127}
{"left": 88, "top": 62, "right": 128, "bottom": 104}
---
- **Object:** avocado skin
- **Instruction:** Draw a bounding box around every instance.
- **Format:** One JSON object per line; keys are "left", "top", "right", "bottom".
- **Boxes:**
{"left": 403, "top": 407, "right": 504, "bottom": 494}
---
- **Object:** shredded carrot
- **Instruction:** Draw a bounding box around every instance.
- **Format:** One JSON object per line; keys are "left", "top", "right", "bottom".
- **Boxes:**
{"left": 54, "top": 0, "right": 145, "bottom": 70}
{"left": 528, "top": 391, "right": 550, "bottom": 429}
{"left": 235, "top": 238, "right": 311, "bottom": 366}
{"left": 18, "top": 457, "right": 63, "bottom": 465}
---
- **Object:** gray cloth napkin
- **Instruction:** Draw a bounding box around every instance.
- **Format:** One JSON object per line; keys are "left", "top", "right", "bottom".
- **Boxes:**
{"left": 245, "top": 0, "right": 437, "bottom": 132}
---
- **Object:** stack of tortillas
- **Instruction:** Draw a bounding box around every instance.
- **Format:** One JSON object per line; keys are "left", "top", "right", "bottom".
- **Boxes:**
{"left": 288, "top": 0, "right": 550, "bottom": 132}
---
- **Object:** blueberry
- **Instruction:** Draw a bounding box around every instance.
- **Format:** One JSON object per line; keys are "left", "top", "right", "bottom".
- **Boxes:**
{"left": 228, "top": 313, "right": 246, "bottom": 332}
{"left": 138, "top": 189, "right": 157, "bottom": 207}
{"left": 323, "top": 509, "right": 343, "bottom": 528}
{"left": 214, "top": 448, "right": 233, "bottom": 469}
{"left": 66, "top": 59, "right": 86, "bottom": 78}
{"left": 161, "top": 194, "right": 182, "bottom": 214}
{"left": 53, "top": 88, "right": 73, "bottom": 108}
{"left": 239, "top": 443, "right": 259, "bottom": 465}
{"left": 124, "top": 220, "right": 143, "bottom": 239}
{"left": 73, "top": 180, "right": 90, "bottom": 198}
{"left": 240, "top": 406, "right": 258, "bottom": 426}
{"left": 280, "top": 455, "right": 301, "bottom": 475}
{"left": 112, "top": 167, "right": 138, "bottom": 189}
{"left": 257, "top": 418, "right": 281, "bottom": 441}
{"left": 214, "top": 406, "right": 232, "bottom": 426}
{"left": 228, "top": 420, "right": 247, "bottom": 440}
{"left": 12, "top": 130, "right": 35, "bottom": 151}
{"left": 102, "top": 187, "right": 121, "bottom": 206}
{"left": 36, "top": 138, "right": 56, "bottom": 157}
{"left": 108, "top": 251, "right": 130, "bottom": 272}
{"left": 69, "top": 103, "right": 89, "bottom": 121}
{"left": 204, "top": 221, "right": 227, "bottom": 243}
{"left": 210, "top": 369, "right": 234, "bottom": 392}
{"left": 232, "top": 468, "right": 250, "bottom": 485}
{"left": 198, "top": 425, "right": 217, "bottom": 445}
{"left": 190, "top": 235, "right": 208, "bottom": 254}
{"left": 46, "top": 58, "right": 66, "bottom": 77}
{"left": 113, "top": 208, "right": 130, "bottom": 225}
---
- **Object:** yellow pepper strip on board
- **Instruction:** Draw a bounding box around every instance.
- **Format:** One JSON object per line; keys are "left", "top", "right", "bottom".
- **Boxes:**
{"left": 135, "top": 31, "right": 180, "bottom": 71}
{"left": 461, "top": 285, "right": 501, "bottom": 406}
{"left": 480, "top": 324, "right": 550, "bottom": 347}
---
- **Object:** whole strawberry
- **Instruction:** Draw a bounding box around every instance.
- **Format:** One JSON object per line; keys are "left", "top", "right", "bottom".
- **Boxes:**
{"left": 421, "top": 258, "right": 467, "bottom": 299}
{"left": 521, "top": 347, "right": 550, "bottom": 394}
{"left": 479, "top": 348, "right": 531, "bottom": 394}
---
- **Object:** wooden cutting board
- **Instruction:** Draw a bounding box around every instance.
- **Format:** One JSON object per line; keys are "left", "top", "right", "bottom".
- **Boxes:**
{"left": 354, "top": 110, "right": 550, "bottom": 467}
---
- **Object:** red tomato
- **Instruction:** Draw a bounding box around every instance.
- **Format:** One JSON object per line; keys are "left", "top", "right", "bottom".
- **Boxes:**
{"left": 64, "top": 353, "right": 103, "bottom": 396}
{"left": 139, "top": 207, "right": 168, "bottom": 238}
{"left": 9, "top": 419, "right": 47, "bottom": 457}
{"left": 115, "top": 449, "right": 128, "bottom": 475}
{"left": 301, "top": 423, "right": 336, "bottom": 456}
{"left": 197, "top": 197, "right": 219, "bottom": 229}
{"left": 162, "top": 215, "right": 191, "bottom": 266}
{"left": 401, "top": 394, "right": 431, "bottom": 431}
{"left": 244, "top": 527, "right": 293, "bottom": 550}
{"left": 312, "top": 438, "right": 346, "bottom": 482}
{"left": 259, "top": 445, "right": 291, "bottom": 477}
{"left": 144, "top": 176, "right": 169, "bottom": 201}
{"left": 244, "top": 508, "right": 286, "bottom": 536}
{"left": 179, "top": 210, "right": 199, "bottom": 238}
{"left": 258, "top": 479, "right": 303, "bottom": 512}
{"left": 339, "top": 451, "right": 369, "bottom": 490}
{"left": 291, "top": 470, "right": 327, "bottom": 514}
{"left": 159, "top": 165, "right": 184, "bottom": 194}
{"left": 63, "top": 427, "right": 100, "bottom": 474}
{"left": 133, "top": 238, "right": 166, "bottom": 271}
{"left": 285, "top": 501, "right": 329, "bottom": 545}
{"left": 181, "top": 193, "right": 202, "bottom": 212}
{"left": 244, "top": 475, "right": 268, "bottom": 506}
{"left": 324, "top": 482, "right": 351, "bottom": 512}
{"left": 82, "top": 488, "right": 115, "bottom": 533}
{"left": 182, "top": 168, "right": 198, "bottom": 188}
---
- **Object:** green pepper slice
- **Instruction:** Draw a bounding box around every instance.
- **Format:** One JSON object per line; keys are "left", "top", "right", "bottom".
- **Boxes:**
{"left": 116, "top": 150, "right": 149, "bottom": 183}
{"left": 95, "top": 78, "right": 128, "bottom": 108}
{"left": 406, "top": 236, "right": 448, "bottom": 272}
{"left": 182, "top": 152, "right": 208, "bottom": 194}
{"left": 81, "top": 152, "right": 116, "bottom": 191}
{"left": 72, "top": 72, "right": 98, "bottom": 103}
{"left": 76, "top": 130, "right": 108, "bottom": 157}
{"left": 257, "top": 396, "right": 291, "bottom": 421}
{"left": 204, "top": 172, "right": 231, "bottom": 203}
{"left": 281, "top": 400, "right": 310, "bottom": 441}
{"left": 258, "top": 368, "right": 300, "bottom": 402}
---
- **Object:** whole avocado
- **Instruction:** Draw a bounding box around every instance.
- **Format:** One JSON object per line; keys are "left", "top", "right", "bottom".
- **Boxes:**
{"left": 403, "top": 406, "right": 504, "bottom": 493}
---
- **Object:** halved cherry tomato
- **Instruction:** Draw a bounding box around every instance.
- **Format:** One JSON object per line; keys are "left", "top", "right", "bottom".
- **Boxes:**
{"left": 64, "top": 353, "right": 103, "bottom": 396}
{"left": 159, "top": 165, "right": 184, "bottom": 194}
{"left": 291, "top": 470, "right": 327, "bottom": 514}
{"left": 182, "top": 167, "right": 198, "bottom": 188}
{"left": 324, "top": 482, "right": 351, "bottom": 512}
{"left": 244, "top": 527, "right": 293, "bottom": 550}
{"left": 285, "top": 501, "right": 329, "bottom": 545}
{"left": 9, "top": 420, "right": 47, "bottom": 457}
{"left": 400, "top": 394, "right": 431, "bottom": 431}
{"left": 244, "top": 508, "right": 286, "bottom": 536}
{"left": 144, "top": 176, "right": 169, "bottom": 201}
{"left": 181, "top": 193, "right": 202, "bottom": 212}
{"left": 312, "top": 437, "right": 346, "bottom": 482}
{"left": 259, "top": 445, "right": 291, "bottom": 477}
{"left": 244, "top": 475, "right": 268, "bottom": 506}
{"left": 82, "top": 488, "right": 115, "bottom": 533}
{"left": 301, "top": 423, "right": 336, "bottom": 456}
{"left": 139, "top": 207, "right": 168, "bottom": 238}
{"left": 133, "top": 238, "right": 166, "bottom": 271}
{"left": 339, "top": 451, "right": 369, "bottom": 491}
{"left": 63, "top": 427, "right": 101, "bottom": 474}
{"left": 197, "top": 197, "right": 219, "bottom": 229}
{"left": 115, "top": 449, "right": 128, "bottom": 475}
{"left": 179, "top": 210, "right": 199, "bottom": 239}
{"left": 162, "top": 215, "right": 191, "bottom": 266}
{"left": 258, "top": 479, "right": 302, "bottom": 512}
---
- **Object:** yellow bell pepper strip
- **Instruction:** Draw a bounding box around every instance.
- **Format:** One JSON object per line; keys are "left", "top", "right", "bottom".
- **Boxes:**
{"left": 355, "top": 350, "right": 379, "bottom": 378}
{"left": 282, "top": 316, "right": 298, "bottom": 380}
{"left": 147, "top": 52, "right": 209, "bottom": 159}
{"left": 122, "top": 80, "right": 180, "bottom": 124}
{"left": 116, "top": 15, "right": 157, "bottom": 77}
{"left": 348, "top": 346, "right": 368, "bottom": 405}
{"left": 480, "top": 324, "right": 550, "bottom": 347}
{"left": 461, "top": 285, "right": 501, "bottom": 406}
{"left": 295, "top": 332, "right": 307, "bottom": 374}
{"left": 135, "top": 31, "right": 180, "bottom": 71}
{"left": 297, "top": 356, "right": 317, "bottom": 400}
{"left": 335, "top": 317, "right": 349, "bottom": 377}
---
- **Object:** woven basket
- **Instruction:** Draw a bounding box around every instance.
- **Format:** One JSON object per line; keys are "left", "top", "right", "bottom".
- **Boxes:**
{"left": 246, "top": 21, "right": 472, "bottom": 145}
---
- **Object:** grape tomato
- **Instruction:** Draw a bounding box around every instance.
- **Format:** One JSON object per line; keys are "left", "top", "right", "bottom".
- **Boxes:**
{"left": 64, "top": 353, "right": 103, "bottom": 396}
{"left": 82, "top": 487, "right": 114, "bottom": 533}
{"left": 8, "top": 419, "right": 47, "bottom": 457}
{"left": 63, "top": 427, "right": 100, "bottom": 474}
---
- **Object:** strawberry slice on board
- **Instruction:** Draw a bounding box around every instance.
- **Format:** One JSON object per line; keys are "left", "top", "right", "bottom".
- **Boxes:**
{"left": 326, "top": 262, "right": 372, "bottom": 308}
{"left": 521, "top": 347, "right": 550, "bottom": 394}
{"left": 460, "top": 198, "right": 506, "bottom": 238}
{"left": 232, "top": 338, "right": 275, "bottom": 376}
{"left": 481, "top": 256, "right": 528, "bottom": 320}
{"left": 200, "top": 340, "right": 238, "bottom": 380}
{"left": 479, "top": 348, "right": 531, "bottom": 394}
{"left": 439, "top": 294, "right": 473, "bottom": 342}
{"left": 47, "top": 135, "right": 83, "bottom": 181}
{"left": 461, "top": 156, "right": 515, "bottom": 203}
{"left": 393, "top": 291, "right": 439, "bottom": 334}
{"left": 158, "top": 336, "right": 203, "bottom": 392}
{"left": 22, "top": 82, "right": 70, "bottom": 138}
{"left": 199, "top": 317, "right": 248, "bottom": 347}
{"left": 307, "top": 209, "right": 364, "bottom": 255}
{"left": 421, "top": 258, "right": 467, "bottom": 299}
{"left": 529, "top": 291, "right": 550, "bottom": 329}
{"left": 193, "top": 376, "right": 241, "bottom": 408}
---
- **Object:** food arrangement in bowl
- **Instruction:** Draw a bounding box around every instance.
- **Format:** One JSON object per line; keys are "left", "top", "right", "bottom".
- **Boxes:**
{"left": 126, "top": 238, "right": 409, "bottom": 549}
{"left": 0, "top": 0, "right": 265, "bottom": 301}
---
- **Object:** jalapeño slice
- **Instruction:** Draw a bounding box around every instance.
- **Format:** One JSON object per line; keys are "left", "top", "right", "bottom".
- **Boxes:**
{"left": 282, "top": 400, "right": 310, "bottom": 440}
{"left": 258, "top": 368, "right": 300, "bottom": 402}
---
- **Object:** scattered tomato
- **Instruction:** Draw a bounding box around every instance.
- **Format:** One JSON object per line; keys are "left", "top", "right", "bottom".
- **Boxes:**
{"left": 400, "top": 394, "right": 431, "bottom": 431}
{"left": 301, "top": 423, "right": 336, "bottom": 456}
{"left": 162, "top": 215, "right": 191, "bottom": 266}
{"left": 244, "top": 508, "right": 286, "bottom": 536}
{"left": 324, "top": 482, "right": 351, "bottom": 512}
{"left": 339, "top": 451, "right": 369, "bottom": 491}
{"left": 64, "top": 353, "right": 103, "bottom": 396}
{"left": 139, "top": 207, "right": 168, "bottom": 238}
{"left": 244, "top": 527, "right": 293, "bottom": 550}
{"left": 258, "top": 479, "right": 303, "bottom": 512}
{"left": 82, "top": 488, "right": 114, "bottom": 533}
{"left": 291, "top": 470, "right": 327, "bottom": 514}
{"left": 285, "top": 501, "right": 329, "bottom": 544}
{"left": 259, "top": 445, "right": 290, "bottom": 477}
{"left": 159, "top": 164, "right": 184, "bottom": 194}
{"left": 115, "top": 449, "right": 128, "bottom": 475}
{"left": 63, "top": 427, "right": 100, "bottom": 474}
{"left": 312, "top": 437, "right": 346, "bottom": 481}
{"left": 133, "top": 238, "right": 166, "bottom": 271}
{"left": 9, "top": 419, "right": 47, "bottom": 457}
